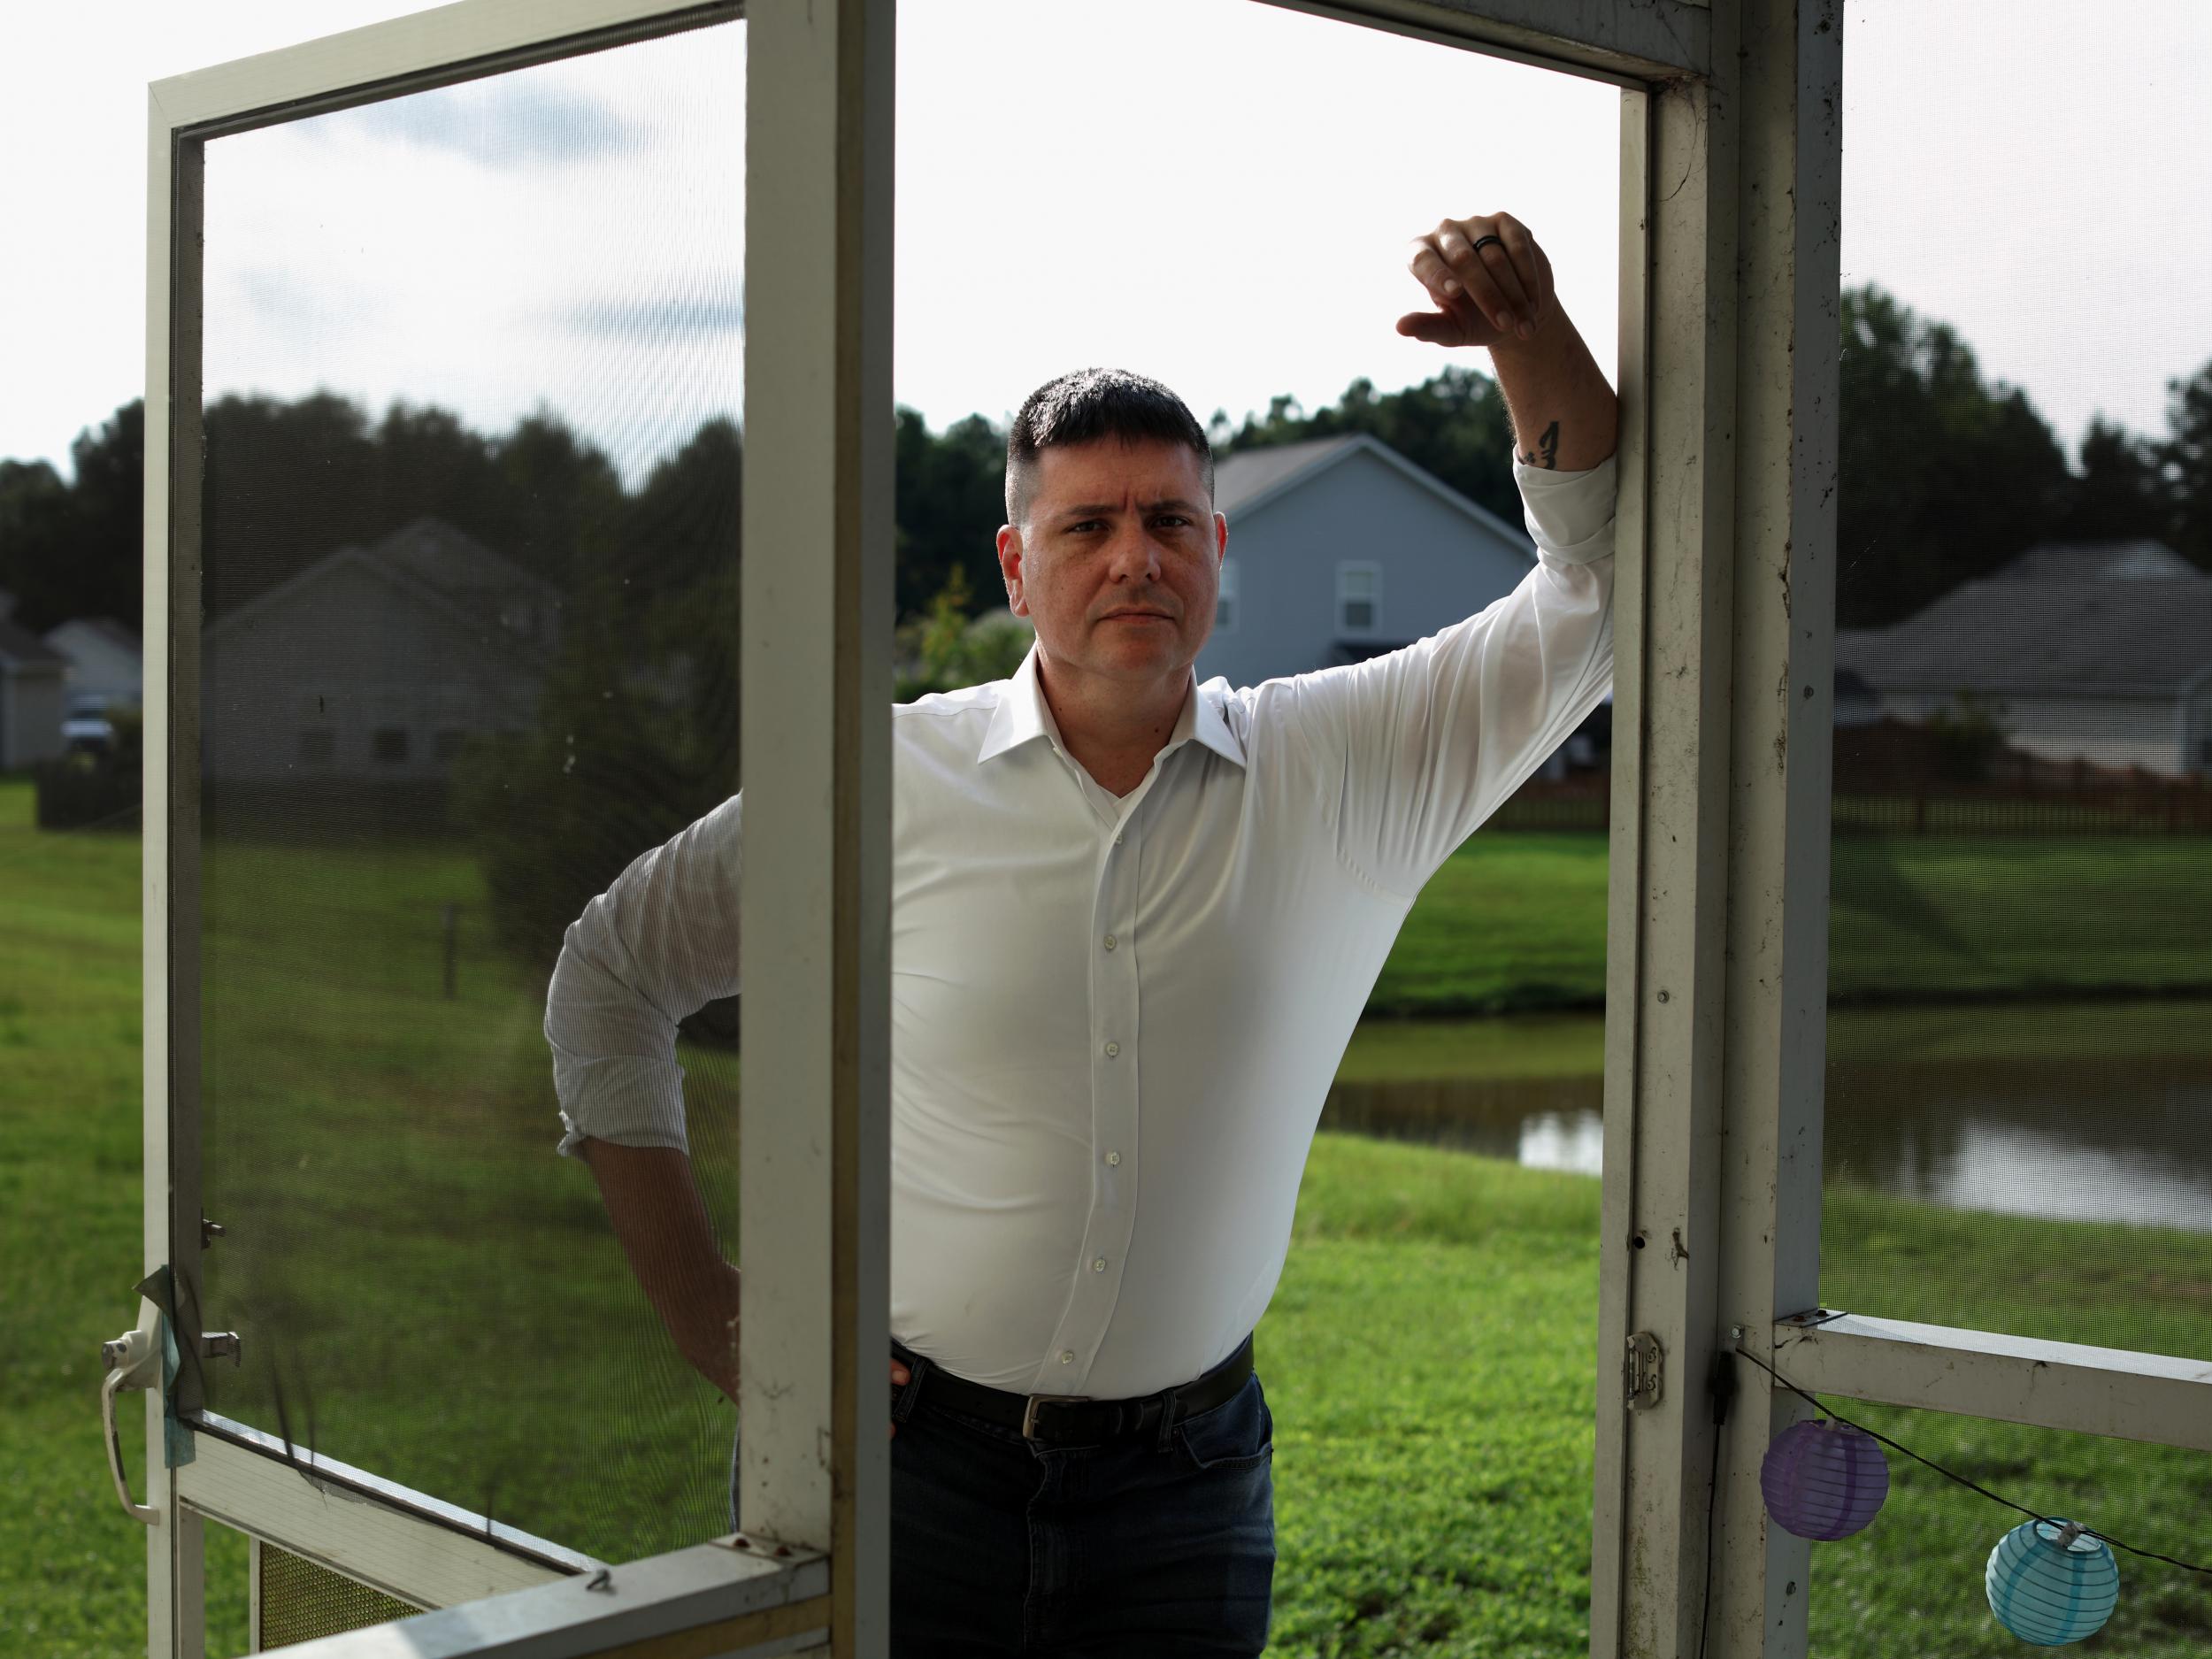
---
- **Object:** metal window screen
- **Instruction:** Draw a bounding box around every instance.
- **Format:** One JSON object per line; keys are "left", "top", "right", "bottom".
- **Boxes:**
{"left": 1822, "top": 0, "right": 2212, "bottom": 1366}
{"left": 254, "top": 1538, "right": 423, "bottom": 1651}
{"left": 191, "top": 17, "right": 751, "bottom": 1571}
{"left": 1814, "top": 3, "right": 2212, "bottom": 1650}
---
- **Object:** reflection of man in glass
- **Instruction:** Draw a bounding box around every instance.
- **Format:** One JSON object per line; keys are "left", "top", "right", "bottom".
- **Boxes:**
{"left": 546, "top": 210, "right": 1617, "bottom": 1654}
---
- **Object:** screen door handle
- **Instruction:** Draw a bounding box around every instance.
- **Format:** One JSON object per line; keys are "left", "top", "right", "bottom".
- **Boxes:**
{"left": 100, "top": 1308, "right": 164, "bottom": 1525}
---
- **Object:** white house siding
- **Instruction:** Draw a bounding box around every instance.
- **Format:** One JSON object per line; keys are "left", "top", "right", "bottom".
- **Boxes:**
{"left": 1, "top": 672, "right": 65, "bottom": 768}
{"left": 204, "top": 559, "right": 544, "bottom": 782}
{"left": 1194, "top": 445, "right": 1533, "bottom": 692}
{"left": 44, "top": 622, "right": 144, "bottom": 708}
{"left": 1876, "top": 688, "right": 2185, "bottom": 775}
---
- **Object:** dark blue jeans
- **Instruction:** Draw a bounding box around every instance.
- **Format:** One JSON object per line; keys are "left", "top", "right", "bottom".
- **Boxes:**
{"left": 729, "top": 1352, "right": 1277, "bottom": 1655}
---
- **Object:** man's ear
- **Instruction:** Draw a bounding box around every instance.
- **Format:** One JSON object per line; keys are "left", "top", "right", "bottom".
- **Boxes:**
{"left": 996, "top": 523, "right": 1027, "bottom": 616}
{"left": 1215, "top": 512, "right": 1229, "bottom": 559}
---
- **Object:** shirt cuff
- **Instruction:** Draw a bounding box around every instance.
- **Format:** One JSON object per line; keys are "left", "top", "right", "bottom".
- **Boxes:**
{"left": 1515, "top": 451, "right": 1618, "bottom": 565}
{"left": 549, "top": 1048, "right": 691, "bottom": 1159}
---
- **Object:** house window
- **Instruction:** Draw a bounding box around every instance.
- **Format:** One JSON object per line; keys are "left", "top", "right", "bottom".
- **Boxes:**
{"left": 1337, "top": 561, "right": 1380, "bottom": 634}
{"left": 298, "top": 728, "right": 335, "bottom": 765}
{"left": 373, "top": 727, "right": 410, "bottom": 764}
{"left": 1216, "top": 558, "right": 1240, "bottom": 633}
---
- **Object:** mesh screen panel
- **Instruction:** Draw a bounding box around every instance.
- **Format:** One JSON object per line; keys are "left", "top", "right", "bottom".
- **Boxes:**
{"left": 1810, "top": 5, "right": 2212, "bottom": 1652}
{"left": 192, "top": 19, "right": 750, "bottom": 1571}
{"left": 1820, "top": 0, "right": 2212, "bottom": 1368}
{"left": 257, "top": 1540, "right": 423, "bottom": 1651}
{"left": 1801, "top": 1408, "right": 2212, "bottom": 1656}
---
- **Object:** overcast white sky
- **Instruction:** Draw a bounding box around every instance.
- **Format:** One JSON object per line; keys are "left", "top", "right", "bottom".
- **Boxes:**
{"left": 4, "top": 2, "right": 2208, "bottom": 493}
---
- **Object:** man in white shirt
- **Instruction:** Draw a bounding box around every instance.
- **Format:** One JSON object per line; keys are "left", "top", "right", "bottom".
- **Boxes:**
{"left": 546, "top": 209, "right": 1617, "bottom": 1655}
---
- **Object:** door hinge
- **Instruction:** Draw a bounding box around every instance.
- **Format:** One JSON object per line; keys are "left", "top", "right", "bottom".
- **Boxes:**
{"left": 1625, "top": 1331, "right": 1663, "bottom": 1410}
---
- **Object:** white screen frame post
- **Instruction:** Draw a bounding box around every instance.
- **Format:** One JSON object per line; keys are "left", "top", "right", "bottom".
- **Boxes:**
{"left": 736, "top": 0, "right": 895, "bottom": 1648}
{"left": 1588, "top": 2, "right": 1844, "bottom": 1652}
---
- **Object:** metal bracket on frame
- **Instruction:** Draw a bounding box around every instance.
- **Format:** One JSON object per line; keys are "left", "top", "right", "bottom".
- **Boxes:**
{"left": 1625, "top": 1331, "right": 1663, "bottom": 1409}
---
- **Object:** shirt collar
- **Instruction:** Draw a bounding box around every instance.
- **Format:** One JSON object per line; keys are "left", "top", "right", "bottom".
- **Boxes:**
{"left": 977, "top": 645, "right": 1246, "bottom": 769}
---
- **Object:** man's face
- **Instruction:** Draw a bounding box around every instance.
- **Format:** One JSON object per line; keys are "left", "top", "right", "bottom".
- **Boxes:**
{"left": 996, "top": 437, "right": 1229, "bottom": 692}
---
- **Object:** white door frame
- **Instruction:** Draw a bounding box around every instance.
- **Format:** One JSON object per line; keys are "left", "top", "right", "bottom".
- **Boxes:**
{"left": 141, "top": 4, "right": 844, "bottom": 1655}
{"left": 142, "top": 1, "right": 2210, "bottom": 1655}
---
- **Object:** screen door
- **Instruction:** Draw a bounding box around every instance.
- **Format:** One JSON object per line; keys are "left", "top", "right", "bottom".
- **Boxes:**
{"left": 151, "top": 8, "right": 762, "bottom": 1647}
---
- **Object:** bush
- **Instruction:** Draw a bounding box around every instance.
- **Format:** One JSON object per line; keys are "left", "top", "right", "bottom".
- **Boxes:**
{"left": 893, "top": 566, "right": 1033, "bottom": 701}
{"left": 449, "top": 565, "right": 742, "bottom": 1048}
{"left": 33, "top": 737, "right": 142, "bottom": 833}
{"left": 1928, "top": 690, "right": 2010, "bottom": 783}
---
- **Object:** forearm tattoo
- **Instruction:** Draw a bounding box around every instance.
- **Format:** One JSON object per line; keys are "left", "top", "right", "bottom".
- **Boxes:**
{"left": 1518, "top": 419, "right": 1561, "bottom": 470}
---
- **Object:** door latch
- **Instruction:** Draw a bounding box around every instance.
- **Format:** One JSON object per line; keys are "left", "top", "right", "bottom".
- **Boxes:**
{"left": 101, "top": 1302, "right": 164, "bottom": 1525}
{"left": 1625, "top": 1331, "right": 1663, "bottom": 1410}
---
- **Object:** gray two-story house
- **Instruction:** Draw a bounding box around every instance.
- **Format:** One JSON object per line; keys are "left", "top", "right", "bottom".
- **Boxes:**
{"left": 1193, "top": 432, "right": 1540, "bottom": 692}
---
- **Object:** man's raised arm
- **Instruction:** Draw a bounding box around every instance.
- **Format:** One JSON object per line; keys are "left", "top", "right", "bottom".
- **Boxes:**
{"left": 1273, "top": 208, "right": 1618, "bottom": 897}
{"left": 1396, "top": 209, "right": 1619, "bottom": 471}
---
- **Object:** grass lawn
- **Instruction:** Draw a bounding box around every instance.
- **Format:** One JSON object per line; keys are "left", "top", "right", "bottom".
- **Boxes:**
{"left": 1336, "top": 997, "right": 2212, "bottom": 1086}
{"left": 4, "top": 779, "right": 2208, "bottom": 1655}
{"left": 1372, "top": 830, "right": 2212, "bottom": 1015}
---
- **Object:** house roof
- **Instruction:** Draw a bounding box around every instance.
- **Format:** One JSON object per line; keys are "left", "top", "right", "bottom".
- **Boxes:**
{"left": 0, "top": 614, "right": 73, "bottom": 672}
{"left": 1839, "top": 572, "right": 2212, "bottom": 699}
{"left": 204, "top": 515, "right": 557, "bottom": 673}
{"left": 1212, "top": 432, "right": 1534, "bottom": 557}
{"left": 1993, "top": 541, "right": 2200, "bottom": 583}
{"left": 366, "top": 516, "right": 560, "bottom": 601}
{"left": 46, "top": 616, "right": 142, "bottom": 657}
{"left": 1214, "top": 436, "right": 1365, "bottom": 513}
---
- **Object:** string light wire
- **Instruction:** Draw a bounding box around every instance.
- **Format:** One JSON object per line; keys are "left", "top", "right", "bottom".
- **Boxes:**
{"left": 1732, "top": 1344, "right": 2210, "bottom": 1578}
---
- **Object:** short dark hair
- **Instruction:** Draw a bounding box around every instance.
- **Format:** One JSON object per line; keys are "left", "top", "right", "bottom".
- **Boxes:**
{"left": 1004, "top": 368, "right": 1213, "bottom": 527}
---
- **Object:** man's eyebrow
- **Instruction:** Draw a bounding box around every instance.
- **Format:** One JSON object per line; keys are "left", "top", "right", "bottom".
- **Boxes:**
{"left": 1055, "top": 497, "right": 1208, "bottom": 520}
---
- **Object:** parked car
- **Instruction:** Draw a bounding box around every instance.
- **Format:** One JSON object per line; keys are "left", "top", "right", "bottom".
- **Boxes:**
{"left": 62, "top": 692, "right": 117, "bottom": 756}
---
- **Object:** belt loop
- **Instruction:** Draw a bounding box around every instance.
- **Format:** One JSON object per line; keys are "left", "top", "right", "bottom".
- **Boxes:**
{"left": 1152, "top": 1381, "right": 1182, "bottom": 1454}
{"left": 890, "top": 1344, "right": 930, "bottom": 1426}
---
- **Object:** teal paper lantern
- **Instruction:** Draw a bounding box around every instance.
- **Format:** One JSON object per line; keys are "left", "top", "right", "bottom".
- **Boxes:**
{"left": 1985, "top": 1517, "right": 2119, "bottom": 1646}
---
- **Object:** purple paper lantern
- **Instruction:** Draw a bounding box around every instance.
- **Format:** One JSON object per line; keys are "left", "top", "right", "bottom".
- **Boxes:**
{"left": 1760, "top": 1417, "right": 1890, "bottom": 1540}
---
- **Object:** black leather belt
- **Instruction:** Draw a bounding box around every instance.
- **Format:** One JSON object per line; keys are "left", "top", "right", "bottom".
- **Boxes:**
{"left": 891, "top": 1333, "right": 1254, "bottom": 1447}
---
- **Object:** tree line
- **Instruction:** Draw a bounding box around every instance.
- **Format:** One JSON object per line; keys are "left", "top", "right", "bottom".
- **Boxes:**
{"left": 4, "top": 283, "right": 2209, "bottom": 647}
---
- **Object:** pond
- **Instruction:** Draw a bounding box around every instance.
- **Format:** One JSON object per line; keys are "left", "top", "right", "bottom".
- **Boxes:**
{"left": 1323, "top": 1001, "right": 2212, "bottom": 1233}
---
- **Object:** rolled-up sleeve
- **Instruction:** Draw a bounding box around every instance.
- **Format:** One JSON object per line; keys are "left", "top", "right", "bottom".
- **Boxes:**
{"left": 1303, "top": 453, "right": 1617, "bottom": 896}
{"left": 544, "top": 789, "right": 745, "bottom": 1159}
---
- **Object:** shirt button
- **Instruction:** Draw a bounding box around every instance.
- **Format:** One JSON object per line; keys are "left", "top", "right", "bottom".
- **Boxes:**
{"left": 1060, "top": 1350, "right": 1074, "bottom": 1365}
{"left": 1114, "top": 833, "right": 1123, "bottom": 846}
{"left": 1106, "top": 1151, "right": 1121, "bottom": 1166}
{"left": 1093, "top": 1257, "right": 1106, "bottom": 1272}
{"left": 1103, "top": 1041, "right": 1119, "bottom": 1057}
{"left": 1103, "top": 934, "right": 1118, "bottom": 951}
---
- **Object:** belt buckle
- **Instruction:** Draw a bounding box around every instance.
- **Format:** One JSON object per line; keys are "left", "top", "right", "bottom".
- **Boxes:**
{"left": 1021, "top": 1394, "right": 1090, "bottom": 1441}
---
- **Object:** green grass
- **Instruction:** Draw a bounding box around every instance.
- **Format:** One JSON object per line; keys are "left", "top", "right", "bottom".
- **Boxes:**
{"left": 1373, "top": 835, "right": 1612, "bottom": 1016}
{"left": 1263, "top": 1141, "right": 2212, "bottom": 1657}
{"left": 1337, "top": 997, "right": 2212, "bottom": 1087}
{"left": 4, "top": 779, "right": 2209, "bottom": 1656}
{"left": 1373, "top": 830, "right": 2212, "bottom": 1015}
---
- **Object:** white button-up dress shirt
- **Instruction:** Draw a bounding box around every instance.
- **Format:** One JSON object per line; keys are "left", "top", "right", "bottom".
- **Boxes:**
{"left": 545, "top": 455, "right": 1617, "bottom": 1400}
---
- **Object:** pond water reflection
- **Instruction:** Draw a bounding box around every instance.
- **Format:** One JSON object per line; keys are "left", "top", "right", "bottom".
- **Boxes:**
{"left": 1322, "top": 1008, "right": 2212, "bottom": 1233}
